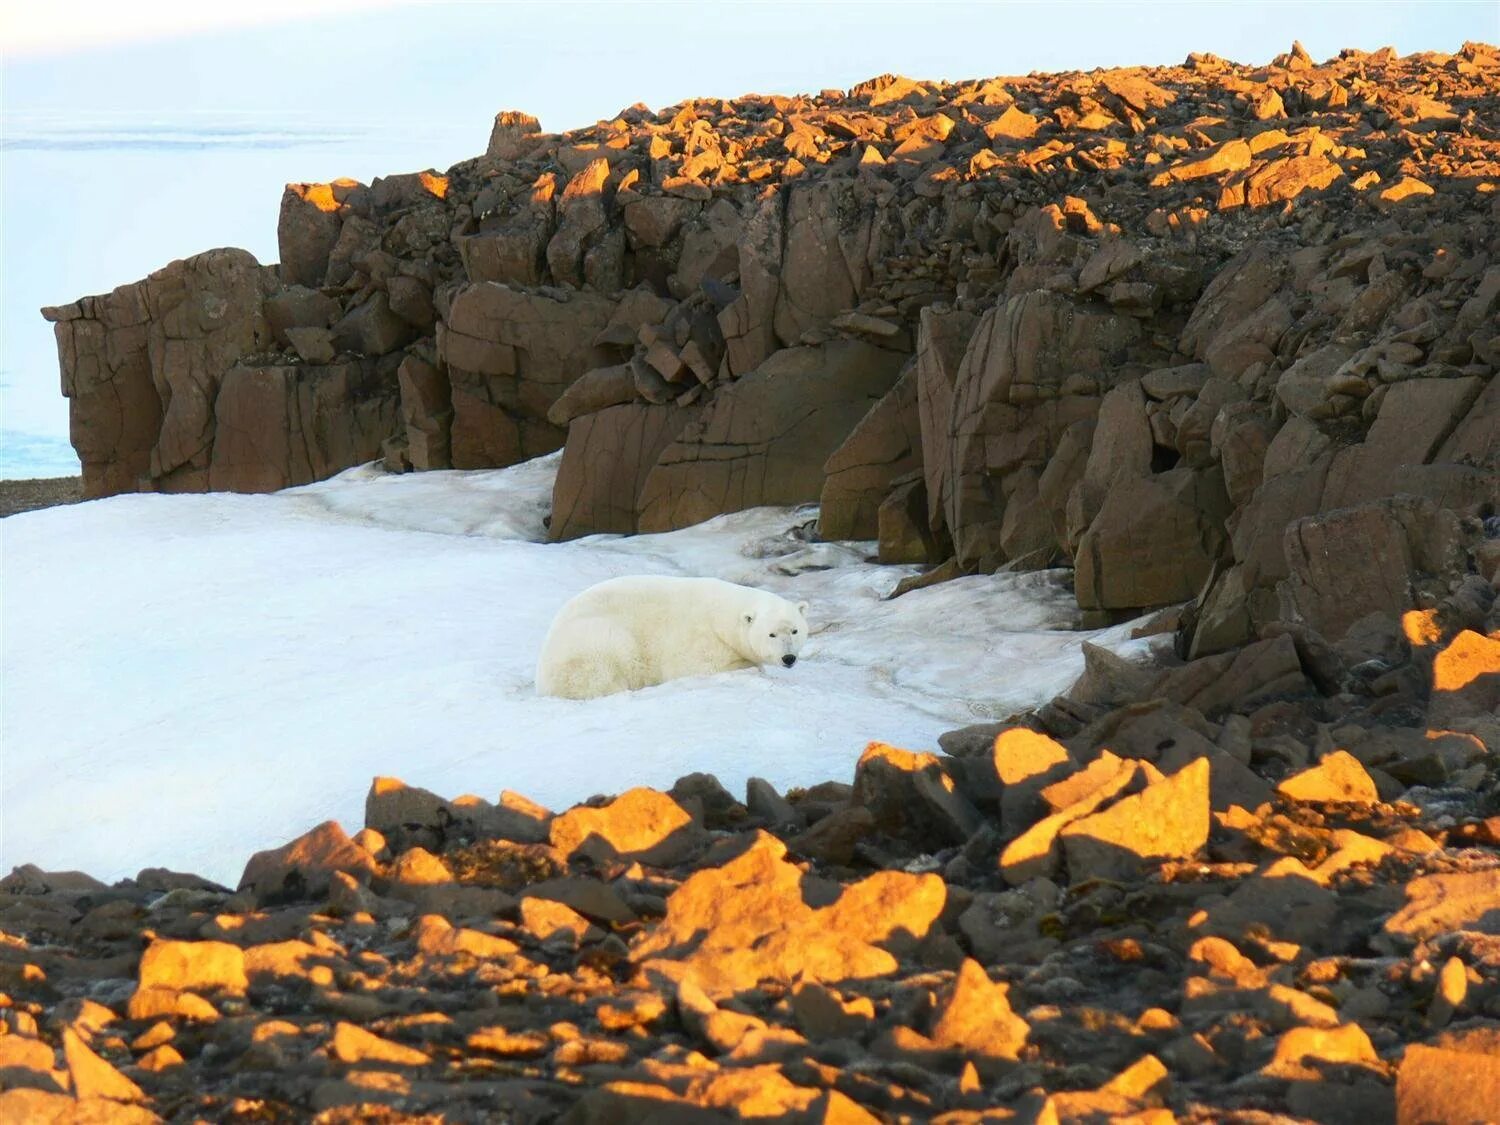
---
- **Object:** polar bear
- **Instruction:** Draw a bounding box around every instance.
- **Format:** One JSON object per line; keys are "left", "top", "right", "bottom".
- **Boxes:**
{"left": 536, "top": 575, "right": 810, "bottom": 699}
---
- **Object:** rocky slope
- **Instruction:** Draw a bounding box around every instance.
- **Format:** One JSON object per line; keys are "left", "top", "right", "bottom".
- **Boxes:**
{"left": 1, "top": 568, "right": 1497, "bottom": 1123}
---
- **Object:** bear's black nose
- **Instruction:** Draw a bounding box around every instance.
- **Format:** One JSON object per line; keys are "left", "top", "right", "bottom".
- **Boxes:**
{"left": 782, "top": 655, "right": 797, "bottom": 667}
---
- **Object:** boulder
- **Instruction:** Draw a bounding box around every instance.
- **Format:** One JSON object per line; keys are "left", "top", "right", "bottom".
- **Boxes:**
{"left": 397, "top": 354, "right": 453, "bottom": 470}
{"left": 42, "top": 248, "right": 277, "bottom": 497}
{"left": 277, "top": 179, "right": 361, "bottom": 287}
{"left": 637, "top": 340, "right": 906, "bottom": 532}
{"left": 208, "top": 360, "right": 399, "bottom": 492}
{"left": 438, "top": 283, "right": 616, "bottom": 469}
{"left": 1074, "top": 467, "right": 1230, "bottom": 610}
{"left": 632, "top": 832, "right": 945, "bottom": 998}
{"left": 818, "top": 361, "right": 922, "bottom": 540}
{"left": 945, "top": 291, "right": 1142, "bottom": 568}
{"left": 238, "top": 820, "right": 379, "bottom": 903}
{"left": 549, "top": 788, "right": 707, "bottom": 867}
{"left": 487, "top": 110, "right": 542, "bottom": 159}
{"left": 550, "top": 402, "right": 701, "bottom": 539}
{"left": 457, "top": 173, "right": 557, "bottom": 286}
{"left": 1278, "top": 496, "right": 1466, "bottom": 640}
{"left": 914, "top": 306, "right": 979, "bottom": 542}
{"left": 1059, "top": 759, "right": 1210, "bottom": 881}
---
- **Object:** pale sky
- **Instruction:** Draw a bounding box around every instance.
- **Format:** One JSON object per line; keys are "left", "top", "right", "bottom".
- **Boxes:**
{"left": 2, "top": 0, "right": 407, "bottom": 56}
{"left": 5, "top": 1, "right": 1497, "bottom": 136}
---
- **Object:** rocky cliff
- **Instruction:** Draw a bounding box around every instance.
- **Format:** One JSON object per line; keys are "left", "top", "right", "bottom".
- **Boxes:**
{"left": 43, "top": 43, "right": 1500, "bottom": 653}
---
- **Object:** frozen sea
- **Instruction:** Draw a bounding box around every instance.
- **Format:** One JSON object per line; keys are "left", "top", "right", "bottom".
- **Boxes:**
{"left": 0, "top": 111, "right": 480, "bottom": 479}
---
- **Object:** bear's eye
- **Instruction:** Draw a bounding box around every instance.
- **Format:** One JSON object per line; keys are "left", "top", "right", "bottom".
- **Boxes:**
{"left": 792, "top": 629, "right": 799, "bottom": 635}
{"left": 769, "top": 632, "right": 777, "bottom": 638}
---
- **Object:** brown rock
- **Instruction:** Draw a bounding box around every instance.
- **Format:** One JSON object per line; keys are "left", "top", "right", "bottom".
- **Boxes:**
{"left": 62, "top": 1027, "right": 144, "bottom": 1102}
{"left": 1074, "top": 467, "right": 1230, "bottom": 610}
{"left": 789, "top": 981, "right": 876, "bottom": 1040}
{"left": 1431, "top": 629, "right": 1500, "bottom": 722}
{"left": 278, "top": 179, "right": 359, "bottom": 287}
{"left": 1263, "top": 1023, "right": 1378, "bottom": 1080}
{"left": 549, "top": 787, "right": 707, "bottom": 867}
{"left": 632, "top": 831, "right": 944, "bottom": 998}
{"left": 439, "top": 282, "right": 615, "bottom": 470}
{"left": 1381, "top": 869, "right": 1500, "bottom": 950}
{"left": 787, "top": 805, "right": 876, "bottom": 866}
{"left": 43, "top": 248, "right": 278, "bottom": 497}
{"left": 1000, "top": 758, "right": 1147, "bottom": 885}
{"left": 1158, "top": 138, "right": 1252, "bottom": 183}
{"left": 985, "top": 105, "right": 1040, "bottom": 143}
{"left": 126, "top": 988, "right": 220, "bottom": 1022}
{"left": 1396, "top": 1043, "right": 1500, "bottom": 1125}
{"left": 1219, "top": 154, "right": 1343, "bottom": 210}
{"left": 0, "top": 1090, "right": 161, "bottom": 1124}
{"left": 1059, "top": 758, "right": 1210, "bottom": 881}
{"left": 137, "top": 939, "right": 248, "bottom": 994}
{"left": 638, "top": 340, "right": 906, "bottom": 532}
{"left": 928, "top": 958, "right": 1030, "bottom": 1069}
{"left": 238, "top": 820, "right": 379, "bottom": 903}
{"left": 819, "top": 363, "right": 922, "bottom": 540}
{"left": 550, "top": 402, "right": 700, "bottom": 539}
{"left": 1276, "top": 750, "right": 1379, "bottom": 804}
{"left": 1279, "top": 496, "right": 1465, "bottom": 641}
{"left": 207, "top": 360, "right": 399, "bottom": 492}
{"left": 852, "top": 741, "right": 979, "bottom": 846}
{"left": 396, "top": 354, "right": 452, "bottom": 471}
{"left": 915, "top": 306, "right": 979, "bottom": 543}
{"left": 331, "top": 292, "right": 415, "bottom": 357}
{"left": 982, "top": 727, "right": 1077, "bottom": 829}
{"left": 329, "top": 1021, "right": 430, "bottom": 1067}
{"left": 486, "top": 110, "right": 542, "bottom": 159}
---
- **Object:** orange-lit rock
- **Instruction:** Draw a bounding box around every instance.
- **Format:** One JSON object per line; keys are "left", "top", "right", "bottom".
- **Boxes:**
{"left": 1382, "top": 869, "right": 1500, "bottom": 949}
{"left": 1397, "top": 1043, "right": 1500, "bottom": 1125}
{"left": 329, "top": 1021, "right": 430, "bottom": 1067}
{"left": 633, "top": 831, "right": 944, "bottom": 998}
{"left": 927, "top": 958, "right": 1030, "bottom": 1070}
{"left": 1059, "top": 758, "right": 1210, "bottom": 881}
{"left": 1402, "top": 608, "right": 1443, "bottom": 646}
{"left": 238, "top": 820, "right": 379, "bottom": 903}
{"left": 549, "top": 787, "right": 706, "bottom": 867}
{"left": 1275, "top": 750, "right": 1379, "bottom": 805}
{"left": 1263, "top": 1023, "right": 1378, "bottom": 1079}
{"left": 1432, "top": 628, "right": 1500, "bottom": 694}
{"left": 137, "top": 939, "right": 248, "bottom": 995}
{"left": 62, "top": 1027, "right": 144, "bottom": 1102}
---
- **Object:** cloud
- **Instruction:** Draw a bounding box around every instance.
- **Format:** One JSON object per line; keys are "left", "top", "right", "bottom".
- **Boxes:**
{"left": 1, "top": 0, "right": 410, "bottom": 58}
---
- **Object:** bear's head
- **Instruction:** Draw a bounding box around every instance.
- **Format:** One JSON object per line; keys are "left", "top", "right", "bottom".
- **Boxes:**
{"left": 741, "top": 596, "right": 810, "bottom": 669}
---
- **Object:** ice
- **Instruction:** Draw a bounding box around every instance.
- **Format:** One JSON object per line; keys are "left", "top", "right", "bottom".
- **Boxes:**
{"left": 1, "top": 453, "right": 1154, "bottom": 885}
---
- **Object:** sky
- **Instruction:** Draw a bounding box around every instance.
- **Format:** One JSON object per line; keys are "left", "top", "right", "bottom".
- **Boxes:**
{"left": 6, "top": 1, "right": 1497, "bottom": 137}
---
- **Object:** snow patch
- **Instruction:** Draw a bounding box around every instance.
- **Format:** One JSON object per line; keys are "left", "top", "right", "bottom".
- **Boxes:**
{"left": 2, "top": 454, "right": 1152, "bottom": 884}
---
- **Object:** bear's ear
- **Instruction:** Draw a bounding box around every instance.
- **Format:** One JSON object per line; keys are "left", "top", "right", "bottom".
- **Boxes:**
{"left": 797, "top": 601, "right": 809, "bottom": 616}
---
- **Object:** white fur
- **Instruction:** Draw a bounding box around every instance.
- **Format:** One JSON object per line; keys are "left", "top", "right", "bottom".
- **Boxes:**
{"left": 535, "top": 575, "right": 809, "bottom": 700}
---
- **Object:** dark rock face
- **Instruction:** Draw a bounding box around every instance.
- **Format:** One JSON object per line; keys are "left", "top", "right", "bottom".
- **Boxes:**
{"left": 43, "top": 249, "right": 278, "bottom": 497}
{"left": 637, "top": 339, "right": 907, "bottom": 532}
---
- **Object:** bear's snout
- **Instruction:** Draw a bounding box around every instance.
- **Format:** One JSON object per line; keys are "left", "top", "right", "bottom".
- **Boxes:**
{"left": 782, "top": 655, "right": 797, "bottom": 668}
